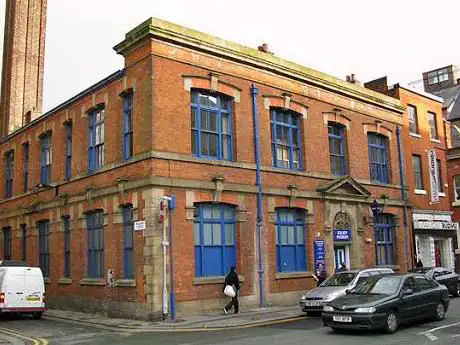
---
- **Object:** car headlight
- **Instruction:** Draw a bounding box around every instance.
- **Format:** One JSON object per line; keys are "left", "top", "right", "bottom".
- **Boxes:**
{"left": 323, "top": 306, "right": 334, "bottom": 312}
{"left": 300, "top": 295, "right": 306, "bottom": 300}
{"left": 355, "top": 307, "right": 376, "bottom": 313}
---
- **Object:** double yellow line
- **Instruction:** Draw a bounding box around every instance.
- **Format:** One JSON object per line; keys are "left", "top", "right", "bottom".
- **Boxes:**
{"left": 0, "top": 326, "right": 48, "bottom": 345}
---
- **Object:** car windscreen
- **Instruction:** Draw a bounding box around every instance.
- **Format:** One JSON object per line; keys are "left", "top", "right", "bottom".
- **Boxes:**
{"left": 350, "top": 275, "right": 402, "bottom": 295}
{"left": 320, "top": 272, "right": 357, "bottom": 287}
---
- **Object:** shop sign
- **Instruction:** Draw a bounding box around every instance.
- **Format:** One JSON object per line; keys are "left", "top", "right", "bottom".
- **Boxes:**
{"left": 333, "top": 229, "right": 351, "bottom": 241}
{"left": 414, "top": 221, "right": 459, "bottom": 231}
{"left": 428, "top": 149, "right": 440, "bottom": 203}
{"left": 313, "top": 240, "right": 325, "bottom": 270}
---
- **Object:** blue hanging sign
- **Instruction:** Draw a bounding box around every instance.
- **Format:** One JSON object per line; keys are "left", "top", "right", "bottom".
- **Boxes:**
{"left": 333, "top": 229, "right": 351, "bottom": 241}
{"left": 313, "top": 240, "right": 325, "bottom": 270}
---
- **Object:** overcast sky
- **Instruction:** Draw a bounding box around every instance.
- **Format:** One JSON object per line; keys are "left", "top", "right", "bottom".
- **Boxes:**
{"left": 6, "top": 0, "right": 460, "bottom": 112}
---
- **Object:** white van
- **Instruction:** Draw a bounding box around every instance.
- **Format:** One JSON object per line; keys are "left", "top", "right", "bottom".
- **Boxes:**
{"left": 0, "top": 266, "right": 46, "bottom": 319}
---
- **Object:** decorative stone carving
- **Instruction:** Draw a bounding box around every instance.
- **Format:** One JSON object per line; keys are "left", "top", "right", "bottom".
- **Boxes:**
{"left": 212, "top": 175, "right": 225, "bottom": 202}
{"left": 116, "top": 178, "right": 128, "bottom": 205}
{"left": 287, "top": 184, "right": 299, "bottom": 207}
{"left": 333, "top": 212, "right": 352, "bottom": 230}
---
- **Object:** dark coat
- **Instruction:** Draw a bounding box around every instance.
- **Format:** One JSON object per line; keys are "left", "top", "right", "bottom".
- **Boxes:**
{"left": 224, "top": 269, "right": 240, "bottom": 291}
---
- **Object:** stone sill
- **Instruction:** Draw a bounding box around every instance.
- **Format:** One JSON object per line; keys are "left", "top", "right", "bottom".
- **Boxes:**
{"left": 115, "top": 279, "right": 136, "bottom": 287}
{"left": 431, "top": 139, "right": 441, "bottom": 144}
{"left": 79, "top": 278, "right": 106, "bottom": 286}
{"left": 409, "top": 133, "right": 422, "bottom": 139}
{"left": 44, "top": 277, "right": 50, "bottom": 284}
{"left": 275, "top": 272, "right": 313, "bottom": 280}
{"left": 193, "top": 275, "right": 245, "bottom": 285}
{"left": 452, "top": 201, "right": 460, "bottom": 207}
{"left": 414, "top": 189, "right": 427, "bottom": 195}
{"left": 439, "top": 192, "right": 446, "bottom": 197}
{"left": 57, "top": 278, "right": 72, "bottom": 285}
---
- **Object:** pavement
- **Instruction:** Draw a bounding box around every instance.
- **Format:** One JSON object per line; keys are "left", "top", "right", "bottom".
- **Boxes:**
{"left": 43, "top": 305, "right": 305, "bottom": 331}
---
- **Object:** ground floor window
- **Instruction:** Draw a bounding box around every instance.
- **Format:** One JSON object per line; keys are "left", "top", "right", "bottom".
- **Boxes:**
{"left": 374, "top": 214, "right": 394, "bottom": 265}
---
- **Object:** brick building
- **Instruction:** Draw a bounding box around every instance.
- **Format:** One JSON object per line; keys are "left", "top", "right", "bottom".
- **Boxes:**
{"left": 0, "top": 18, "right": 411, "bottom": 319}
{"left": 366, "top": 77, "right": 456, "bottom": 270}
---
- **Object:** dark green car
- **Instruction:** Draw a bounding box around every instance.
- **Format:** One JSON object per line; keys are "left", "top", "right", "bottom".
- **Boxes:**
{"left": 322, "top": 273, "right": 449, "bottom": 333}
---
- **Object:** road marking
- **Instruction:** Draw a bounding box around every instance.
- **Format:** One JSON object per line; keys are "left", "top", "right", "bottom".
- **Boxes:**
{"left": 424, "top": 332, "right": 439, "bottom": 341}
{"left": 418, "top": 321, "right": 460, "bottom": 335}
{"left": 0, "top": 326, "right": 48, "bottom": 345}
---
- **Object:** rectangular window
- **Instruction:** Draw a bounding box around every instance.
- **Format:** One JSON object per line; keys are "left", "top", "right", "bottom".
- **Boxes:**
{"left": 40, "top": 134, "right": 52, "bottom": 185}
{"left": 2, "top": 227, "right": 11, "bottom": 260}
{"left": 375, "top": 215, "right": 394, "bottom": 266}
{"left": 368, "top": 133, "right": 389, "bottom": 184}
{"left": 87, "top": 211, "right": 104, "bottom": 278}
{"left": 428, "top": 112, "right": 439, "bottom": 140}
{"left": 193, "top": 204, "right": 235, "bottom": 277}
{"left": 63, "top": 216, "right": 71, "bottom": 278}
{"left": 122, "top": 93, "right": 133, "bottom": 160}
{"left": 20, "top": 224, "right": 26, "bottom": 262}
{"left": 88, "top": 108, "right": 105, "bottom": 172}
{"left": 407, "top": 105, "right": 418, "bottom": 135}
{"left": 38, "top": 220, "right": 50, "bottom": 277}
{"left": 23, "top": 143, "right": 29, "bottom": 192}
{"left": 428, "top": 68, "right": 449, "bottom": 85}
{"left": 412, "top": 155, "right": 423, "bottom": 190}
{"left": 436, "top": 159, "right": 443, "bottom": 193}
{"left": 4, "top": 150, "right": 13, "bottom": 198}
{"left": 328, "top": 123, "right": 346, "bottom": 176}
{"left": 455, "top": 176, "right": 460, "bottom": 200}
{"left": 275, "top": 208, "right": 306, "bottom": 272}
{"left": 64, "top": 123, "right": 72, "bottom": 180}
{"left": 271, "top": 109, "right": 302, "bottom": 170}
{"left": 191, "top": 91, "right": 232, "bottom": 160}
{"left": 122, "top": 205, "right": 134, "bottom": 279}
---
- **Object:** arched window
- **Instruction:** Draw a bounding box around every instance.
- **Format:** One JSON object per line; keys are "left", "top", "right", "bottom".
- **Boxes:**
{"left": 374, "top": 214, "right": 394, "bottom": 266}
{"left": 193, "top": 203, "right": 236, "bottom": 277}
{"left": 328, "top": 122, "right": 347, "bottom": 176}
{"left": 275, "top": 208, "right": 306, "bottom": 272}
{"left": 367, "top": 133, "right": 389, "bottom": 184}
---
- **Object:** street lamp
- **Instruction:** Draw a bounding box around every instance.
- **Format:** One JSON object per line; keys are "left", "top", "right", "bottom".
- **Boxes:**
{"left": 370, "top": 199, "right": 383, "bottom": 266}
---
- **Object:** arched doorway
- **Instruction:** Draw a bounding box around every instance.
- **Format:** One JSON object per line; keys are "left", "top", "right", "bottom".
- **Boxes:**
{"left": 333, "top": 212, "right": 352, "bottom": 271}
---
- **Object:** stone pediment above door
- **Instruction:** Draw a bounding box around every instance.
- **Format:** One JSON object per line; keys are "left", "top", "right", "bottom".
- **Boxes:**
{"left": 316, "top": 176, "right": 371, "bottom": 197}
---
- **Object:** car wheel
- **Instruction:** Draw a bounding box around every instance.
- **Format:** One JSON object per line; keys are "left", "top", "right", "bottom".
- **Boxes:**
{"left": 434, "top": 302, "right": 446, "bottom": 321}
{"left": 384, "top": 311, "right": 398, "bottom": 334}
{"left": 454, "top": 282, "right": 460, "bottom": 297}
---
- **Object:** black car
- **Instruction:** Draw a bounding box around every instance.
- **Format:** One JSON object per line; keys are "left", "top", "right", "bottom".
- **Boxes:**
{"left": 322, "top": 273, "right": 449, "bottom": 333}
{"left": 411, "top": 267, "right": 460, "bottom": 296}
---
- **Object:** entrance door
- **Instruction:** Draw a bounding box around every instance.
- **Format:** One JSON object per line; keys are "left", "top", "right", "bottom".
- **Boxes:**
{"left": 434, "top": 241, "right": 442, "bottom": 267}
{"left": 334, "top": 246, "right": 346, "bottom": 271}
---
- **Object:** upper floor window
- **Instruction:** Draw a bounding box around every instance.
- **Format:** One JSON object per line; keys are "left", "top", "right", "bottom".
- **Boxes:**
{"left": 454, "top": 176, "right": 460, "bottom": 201}
{"left": 87, "top": 211, "right": 104, "bottom": 278}
{"left": 407, "top": 105, "right": 419, "bottom": 135}
{"left": 23, "top": 143, "right": 29, "bottom": 192}
{"left": 38, "top": 220, "right": 50, "bottom": 277}
{"left": 4, "top": 150, "right": 13, "bottom": 198}
{"left": 328, "top": 122, "right": 347, "bottom": 176}
{"left": 271, "top": 108, "right": 302, "bottom": 170}
{"left": 412, "top": 155, "right": 423, "bottom": 190}
{"left": 275, "top": 208, "right": 306, "bottom": 272}
{"left": 193, "top": 203, "right": 235, "bottom": 277}
{"left": 63, "top": 216, "right": 71, "bottom": 278}
{"left": 428, "top": 68, "right": 449, "bottom": 85}
{"left": 20, "top": 224, "right": 26, "bottom": 262}
{"left": 191, "top": 90, "right": 232, "bottom": 161}
{"left": 2, "top": 226, "right": 11, "bottom": 260}
{"left": 367, "top": 133, "right": 389, "bottom": 184}
{"left": 122, "top": 205, "right": 134, "bottom": 279}
{"left": 122, "top": 93, "right": 133, "bottom": 160}
{"left": 88, "top": 108, "right": 104, "bottom": 172}
{"left": 428, "top": 112, "right": 439, "bottom": 140}
{"left": 437, "top": 159, "right": 443, "bottom": 193}
{"left": 374, "top": 214, "right": 394, "bottom": 266}
{"left": 64, "top": 122, "right": 72, "bottom": 180}
{"left": 40, "top": 133, "right": 52, "bottom": 185}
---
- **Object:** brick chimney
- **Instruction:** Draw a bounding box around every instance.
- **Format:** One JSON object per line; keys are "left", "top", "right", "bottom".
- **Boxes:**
{"left": 0, "top": 0, "right": 47, "bottom": 137}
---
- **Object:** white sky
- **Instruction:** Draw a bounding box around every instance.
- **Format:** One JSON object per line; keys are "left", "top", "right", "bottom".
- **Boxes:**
{"left": 17, "top": 0, "right": 460, "bottom": 111}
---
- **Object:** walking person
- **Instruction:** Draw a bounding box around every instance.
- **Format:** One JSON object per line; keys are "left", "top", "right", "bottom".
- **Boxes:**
{"left": 223, "top": 266, "right": 240, "bottom": 314}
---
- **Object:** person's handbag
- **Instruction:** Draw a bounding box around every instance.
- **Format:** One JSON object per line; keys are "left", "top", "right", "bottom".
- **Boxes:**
{"left": 224, "top": 285, "right": 236, "bottom": 297}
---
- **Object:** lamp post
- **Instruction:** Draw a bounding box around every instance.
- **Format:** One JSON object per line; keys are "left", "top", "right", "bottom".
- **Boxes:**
{"left": 370, "top": 199, "right": 383, "bottom": 266}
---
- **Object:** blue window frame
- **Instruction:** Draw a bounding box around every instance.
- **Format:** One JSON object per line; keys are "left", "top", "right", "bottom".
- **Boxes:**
{"left": 64, "top": 123, "right": 72, "bottom": 180}
{"left": 275, "top": 208, "right": 306, "bottom": 272}
{"left": 193, "top": 203, "right": 236, "bottom": 277}
{"left": 40, "top": 133, "right": 52, "bottom": 185}
{"left": 367, "top": 133, "right": 389, "bottom": 184}
{"left": 20, "top": 223, "right": 26, "bottom": 262}
{"left": 191, "top": 90, "right": 232, "bottom": 160}
{"left": 270, "top": 108, "right": 302, "bottom": 170}
{"left": 122, "top": 205, "right": 134, "bottom": 279}
{"left": 87, "top": 211, "right": 104, "bottom": 278}
{"left": 328, "top": 123, "right": 346, "bottom": 176}
{"left": 63, "top": 216, "right": 71, "bottom": 278}
{"left": 23, "top": 143, "right": 29, "bottom": 192}
{"left": 122, "top": 93, "right": 133, "bottom": 160}
{"left": 374, "top": 214, "right": 394, "bottom": 266}
{"left": 38, "top": 220, "right": 50, "bottom": 277}
{"left": 2, "top": 226, "right": 11, "bottom": 260}
{"left": 4, "top": 150, "right": 13, "bottom": 198}
{"left": 88, "top": 108, "right": 104, "bottom": 172}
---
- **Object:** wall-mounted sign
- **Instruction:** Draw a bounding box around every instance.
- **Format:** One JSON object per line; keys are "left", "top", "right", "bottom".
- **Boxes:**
{"left": 428, "top": 149, "right": 439, "bottom": 203}
{"left": 313, "top": 240, "right": 325, "bottom": 270}
{"left": 414, "top": 221, "right": 459, "bottom": 231}
{"left": 333, "top": 229, "right": 351, "bottom": 241}
{"left": 134, "top": 220, "right": 146, "bottom": 231}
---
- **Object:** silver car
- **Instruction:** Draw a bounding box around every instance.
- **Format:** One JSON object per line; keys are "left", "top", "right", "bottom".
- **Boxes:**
{"left": 299, "top": 267, "right": 394, "bottom": 315}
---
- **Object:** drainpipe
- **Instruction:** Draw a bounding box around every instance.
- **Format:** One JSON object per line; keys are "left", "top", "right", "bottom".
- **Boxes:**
{"left": 396, "top": 126, "right": 409, "bottom": 271}
{"left": 251, "top": 83, "right": 264, "bottom": 307}
{"left": 168, "top": 195, "right": 176, "bottom": 321}
{"left": 160, "top": 196, "right": 172, "bottom": 320}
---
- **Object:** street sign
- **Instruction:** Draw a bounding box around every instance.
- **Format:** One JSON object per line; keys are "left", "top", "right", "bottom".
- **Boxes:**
{"left": 333, "top": 229, "right": 351, "bottom": 241}
{"left": 313, "top": 240, "right": 325, "bottom": 270}
{"left": 134, "top": 220, "right": 146, "bottom": 231}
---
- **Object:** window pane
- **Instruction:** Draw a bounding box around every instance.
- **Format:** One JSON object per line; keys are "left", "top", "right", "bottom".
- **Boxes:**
{"left": 211, "top": 205, "right": 220, "bottom": 219}
{"left": 209, "top": 134, "right": 218, "bottom": 157}
{"left": 224, "top": 206, "right": 233, "bottom": 220}
{"left": 191, "top": 130, "right": 197, "bottom": 154}
{"left": 203, "top": 223, "right": 212, "bottom": 245}
{"left": 222, "top": 136, "right": 230, "bottom": 160}
{"left": 225, "top": 224, "right": 233, "bottom": 245}
{"left": 191, "top": 108, "right": 197, "bottom": 128}
{"left": 209, "top": 113, "right": 217, "bottom": 132}
{"left": 212, "top": 224, "right": 221, "bottom": 245}
{"left": 296, "top": 226, "right": 304, "bottom": 244}
{"left": 287, "top": 211, "right": 294, "bottom": 222}
{"left": 200, "top": 133, "right": 208, "bottom": 156}
{"left": 287, "top": 226, "right": 295, "bottom": 244}
{"left": 221, "top": 114, "right": 229, "bottom": 134}
{"left": 203, "top": 206, "right": 212, "bottom": 219}
{"left": 200, "top": 110, "right": 209, "bottom": 130}
{"left": 280, "top": 226, "right": 288, "bottom": 244}
{"left": 193, "top": 223, "right": 200, "bottom": 245}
